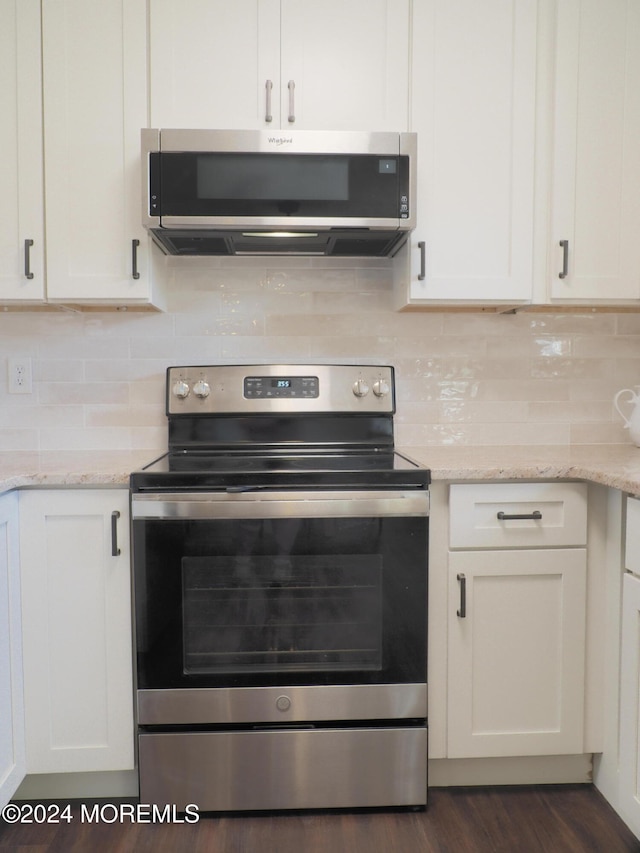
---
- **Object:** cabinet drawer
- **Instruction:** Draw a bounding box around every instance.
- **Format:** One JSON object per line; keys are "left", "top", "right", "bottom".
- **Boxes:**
{"left": 449, "top": 482, "right": 587, "bottom": 549}
{"left": 625, "top": 495, "right": 640, "bottom": 575}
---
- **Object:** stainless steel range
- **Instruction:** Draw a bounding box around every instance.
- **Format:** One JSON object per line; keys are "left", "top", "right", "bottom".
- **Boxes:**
{"left": 130, "top": 364, "right": 429, "bottom": 812}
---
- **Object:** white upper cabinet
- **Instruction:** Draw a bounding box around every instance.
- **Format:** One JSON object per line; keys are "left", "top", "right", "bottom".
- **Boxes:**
{"left": 42, "top": 0, "right": 165, "bottom": 308}
{"left": 278, "top": 0, "right": 410, "bottom": 131}
{"left": 149, "top": 0, "right": 410, "bottom": 131}
{"left": 549, "top": 0, "right": 640, "bottom": 303}
{"left": 396, "top": 0, "right": 537, "bottom": 307}
{"left": 0, "top": 0, "right": 45, "bottom": 304}
{"left": 149, "top": 0, "right": 280, "bottom": 129}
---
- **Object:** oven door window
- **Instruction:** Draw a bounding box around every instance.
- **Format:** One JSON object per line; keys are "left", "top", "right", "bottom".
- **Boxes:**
{"left": 182, "top": 553, "right": 382, "bottom": 675}
{"left": 134, "top": 512, "right": 427, "bottom": 689}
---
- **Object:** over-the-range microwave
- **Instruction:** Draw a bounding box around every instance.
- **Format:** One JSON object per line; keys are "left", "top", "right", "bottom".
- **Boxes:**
{"left": 141, "top": 128, "right": 416, "bottom": 258}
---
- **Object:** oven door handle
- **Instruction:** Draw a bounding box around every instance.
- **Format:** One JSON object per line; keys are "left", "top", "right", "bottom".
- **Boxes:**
{"left": 131, "top": 490, "right": 429, "bottom": 519}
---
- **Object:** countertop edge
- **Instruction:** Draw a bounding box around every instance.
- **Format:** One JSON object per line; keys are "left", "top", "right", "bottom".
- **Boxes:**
{"left": 0, "top": 472, "right": 131, "bottom": 493}
{"left": 424, "top": 464, "right": 640, "bottom": 495}
{"left": 2, "top": 445, "right": 640, "bottom": 497}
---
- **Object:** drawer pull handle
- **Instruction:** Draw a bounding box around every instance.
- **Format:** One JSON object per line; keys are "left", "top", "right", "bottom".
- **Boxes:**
{"left": 497, "top": 510, "right": 542, "bottom": 521}
{"left": 132, "top": 238, "right": 140, "bottom": 280}
{"left": 456, "top": 573, "right": 466, "bottom": 618}
{"left": 265, "top": 79, "right": 273, "bottom": 122}
{"left": 288, "top": 80, "right": 296, "bottom": 123}
{"left": 418, "top": 241, "right": 426, "bottom": 280}
{"left": 111, "top": 510, "right": 121, "bottom": 556}
{"left": 24, "top": 238, "right": 35, "bottom": 279}
{"left": 559, "top": 239, "right": 569, "bottom": 279}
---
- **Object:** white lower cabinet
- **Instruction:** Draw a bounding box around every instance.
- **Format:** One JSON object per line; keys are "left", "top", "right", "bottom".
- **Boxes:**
{"left": 620, "top": 571, "right": 640, "bottom": 835}
{"left": 18, "top": 490, "right": 134, "bottom": 774}
{"left": 448, "top": 548, "right": 587, "bottom": 757}
{"left": 447, "top": 482, "right": 588, "bottom": 758}
{"left": 617, "top": 494, "right": 640, "bottom": 836}
{"left": 0, "top": 492, "right": 25, "bottom": 808}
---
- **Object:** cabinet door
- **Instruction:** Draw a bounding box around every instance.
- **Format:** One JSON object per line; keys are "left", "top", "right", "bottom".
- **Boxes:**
{"left": 280, "top": 0, "right": 410, "bottom": 131}
{"left": 619, "top": 572, "right": 640, "bottom": 837}
{"left": 149, "top": 0, "right": 280, "bottom": 129}
{"left": 398, "top": 0, "right": 536, "bottom": 306}
{"left": 19, "top": 490, "right": 133, "bottom": 773}
{"left": 149, "top": 0, "right": 409, "bottom": 132}
{"left": 550, "top": 0, "right": 640, "bottom": 302}
{"left": 42, "top": 0, "right": 160, "bottom": 306}
{"left": 0, "top": 0, "right": 45, "bottom": 304}
{"left": 448, "top": 548, "right": 587, "bottom": 758}
{"left": 0, "top": 492, "right": 25, "bottom": 809}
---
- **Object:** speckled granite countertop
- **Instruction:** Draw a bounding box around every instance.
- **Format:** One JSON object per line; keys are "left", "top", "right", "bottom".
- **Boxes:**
{"left": 0, "top": 471, "right": 132, "bottom": 491}
{"left": 0, "top": 450, "right": 149, "bottom": 494}
{"left": 1, "top": 445, "right": 640, "bottom": 496}
{"left": 403, "top": 444, "right": 640, "bottom": 495}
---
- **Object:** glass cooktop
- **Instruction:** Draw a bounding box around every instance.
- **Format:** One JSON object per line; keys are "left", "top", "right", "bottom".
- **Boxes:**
{"left": 131, "top": 449, "right": 430, "bottom": 491}
{"left": 144, "top": 450, "right": 421, "bottom": 474}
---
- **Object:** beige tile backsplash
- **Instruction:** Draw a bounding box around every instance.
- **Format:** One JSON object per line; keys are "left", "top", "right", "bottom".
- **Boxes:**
{"left": 1, "top": 261, "right": 639, "bottom": 461}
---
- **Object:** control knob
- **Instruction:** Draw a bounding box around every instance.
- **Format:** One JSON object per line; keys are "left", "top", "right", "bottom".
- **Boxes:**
{"left": 352, "top": 378, "right": 370, "bottom": 398}
{"left": 373, "top": 379, "right": 390, "bottom": 398}
{"left": 193, "top": 379, "right": 211, "bottom": 399}
{"left": 172, "top": 379, "right": 190, "bottom": 399}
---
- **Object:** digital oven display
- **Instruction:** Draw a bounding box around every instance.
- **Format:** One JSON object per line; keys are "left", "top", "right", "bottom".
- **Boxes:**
{"left": 244, "top": 375, "right": 319, "bottom": 399}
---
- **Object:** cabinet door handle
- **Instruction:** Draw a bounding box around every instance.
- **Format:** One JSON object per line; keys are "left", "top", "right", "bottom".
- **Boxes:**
{"left": 559, "top": 239, "right": 569, "bottom": 279}
{"left": 24, "top": 239, "right": 34, "bottom": 280}
{"left": 288, "top": 80, "right": 296, "bottom": 123}
{"left": 111, "top": 510, "right": 121, "bottom": 556}
{"left": 497, "top": 510, "right": 542, "bottom": 521}
{"left": 265, "top": 79, "right": 273, "bottom": 122}
{"left": 456, "top": 573, "right": 466, "bottom": 618}
{"left": 418, "top": 241, "right": 426, "bottom": 280}
{"left": 132, "top": 239, "right": 140, "bottom": 280}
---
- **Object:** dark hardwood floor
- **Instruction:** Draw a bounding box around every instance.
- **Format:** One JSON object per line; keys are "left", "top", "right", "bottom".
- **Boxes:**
{"left": 1, "top": 785, "right": 639, "bottom": 852}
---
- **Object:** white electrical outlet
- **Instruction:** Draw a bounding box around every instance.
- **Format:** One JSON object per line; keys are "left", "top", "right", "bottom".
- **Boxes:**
{"left": 8, "top": 357, "right": 33, "bottom": 394}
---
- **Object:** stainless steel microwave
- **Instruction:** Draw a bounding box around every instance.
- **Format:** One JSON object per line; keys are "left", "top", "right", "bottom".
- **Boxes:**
{"left": 141, "top": 129, "right": 416, "bottom": 258}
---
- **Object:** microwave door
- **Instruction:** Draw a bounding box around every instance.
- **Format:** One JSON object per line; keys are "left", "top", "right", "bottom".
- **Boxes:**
{"left": 149, "top": 151, "right": 407, "bottom": 223}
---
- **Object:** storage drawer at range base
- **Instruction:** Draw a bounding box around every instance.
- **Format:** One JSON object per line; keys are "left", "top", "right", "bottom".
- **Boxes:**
{"left": 138, "top": 726, "right": 427, "bottom": 812}
{"left": 449, "top": 482, "right": 588, "bottom": 549}
{"left": 625, "top": 495, "right": 640, "bottom": 575}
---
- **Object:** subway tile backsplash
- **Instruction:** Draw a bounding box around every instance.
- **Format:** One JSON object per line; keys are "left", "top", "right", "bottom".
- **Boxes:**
{"left": 1, "top": 262, "right": 639, "bottom": 464}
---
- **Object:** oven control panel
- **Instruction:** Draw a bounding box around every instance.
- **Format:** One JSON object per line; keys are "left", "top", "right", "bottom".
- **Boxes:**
{"left": 166, "top": 364, "right": 395, "bottom": 414}
{"left": 244, "top": 375, "right": 319, "bottom": 399}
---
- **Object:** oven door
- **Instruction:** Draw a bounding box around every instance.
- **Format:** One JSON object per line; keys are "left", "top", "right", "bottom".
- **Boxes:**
{"left": 132, "top": 489, "right": 428, "bottom": 724}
